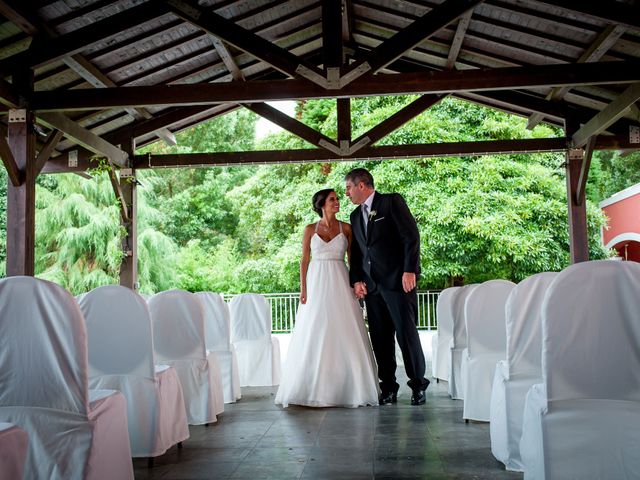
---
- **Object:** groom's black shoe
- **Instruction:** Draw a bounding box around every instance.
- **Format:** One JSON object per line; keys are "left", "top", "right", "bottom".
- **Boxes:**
{"left": 411, "top": 379, "right": 429, "bottom": 406}
{"left": 378, "top": 391, "right": 397, "bottom": 405}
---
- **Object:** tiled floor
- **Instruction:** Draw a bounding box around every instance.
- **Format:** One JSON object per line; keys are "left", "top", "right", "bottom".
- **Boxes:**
{"left": 133, "top": 377, "right": 523, "bottom": 479}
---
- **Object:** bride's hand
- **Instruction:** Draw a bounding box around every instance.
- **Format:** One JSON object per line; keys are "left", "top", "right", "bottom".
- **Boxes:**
{"left": 300, "top": 289, "right": 307, "bottom": 304}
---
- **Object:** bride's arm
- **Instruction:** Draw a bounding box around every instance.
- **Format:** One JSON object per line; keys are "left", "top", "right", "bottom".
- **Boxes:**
{"left": 344, "top": 222, "right": 353, "bottom": 266}
{"left": 299, "top": 224, "right": 313, "bottom": 304}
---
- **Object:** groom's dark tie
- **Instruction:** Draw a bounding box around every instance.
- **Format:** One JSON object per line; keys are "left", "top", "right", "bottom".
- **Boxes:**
{"left": 362, "top": 204, "right": 369, "bottom": 238}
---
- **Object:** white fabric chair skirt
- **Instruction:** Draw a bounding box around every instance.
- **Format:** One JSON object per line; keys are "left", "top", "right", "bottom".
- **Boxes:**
{"left": 448, "top": 344, "right": 465, "bottom": 400}
{"left": 234, "top": 337, "right": 282, "bottom": 387}
{"left": 431, "top": 333, "right": 439, "bottom": 378}
{"left": 520, "top": 385, "right": 640, "bottom": 479}
{"left": 0, "top": 422, "right": 28, "bottom": 480}
{"left": 208, "top": 348, "right": 241, "bottom": 403}
{"left": 461, "top": 352, "right": 504, "bottom": 421}
{"left": 0, "top": 390, "right": 132, "bottom": 480}
{"left": 433, "top": 287, "right": 459, "bottom": 382}
{"left": 490, "top": 361, "right": 539, "bottom": 472}
{"left": 89, "top": 366, "right": 189, "bottom": 457}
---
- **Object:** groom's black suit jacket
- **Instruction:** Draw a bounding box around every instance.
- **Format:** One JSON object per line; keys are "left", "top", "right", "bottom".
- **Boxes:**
{"left": 349, "top": 192, "right": 421, "bottom": 292}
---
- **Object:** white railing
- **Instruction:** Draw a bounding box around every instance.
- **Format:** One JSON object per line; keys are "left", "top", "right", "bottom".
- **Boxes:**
{"left": 224, "top": 291, "right": 441, "bottom": 333}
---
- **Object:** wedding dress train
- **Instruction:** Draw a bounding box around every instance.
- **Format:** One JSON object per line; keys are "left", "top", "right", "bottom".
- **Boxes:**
{"left": 275, "top": 222, "right": 379, "bottom": 408}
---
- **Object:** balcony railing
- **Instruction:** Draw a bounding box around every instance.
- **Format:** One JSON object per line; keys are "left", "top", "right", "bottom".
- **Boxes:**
{"left": 224, "top": 291, "right": 441, "bottom": 333}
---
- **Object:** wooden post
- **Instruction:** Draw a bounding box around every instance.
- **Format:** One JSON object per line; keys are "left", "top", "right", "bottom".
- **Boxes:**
{"left": 565, "top": 119, "right": 589, "bottom": 263}
{"left": 6, "top": 70, "right": 36, "bottom": 276}
{"left": 119, "top": 138, "right": 137, "bottom": 289}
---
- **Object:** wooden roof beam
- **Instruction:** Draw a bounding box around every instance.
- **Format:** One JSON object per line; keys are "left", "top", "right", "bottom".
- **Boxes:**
{"left": 572, "top": 82, "right": 640, "bottom": 148}
{"left": 31, "top": 60, "right": 640, "bottom": 111}
{"left": 164, "top": 0, "right": 327, "bottom": 87}
{"left": 537, "top": 0, "right": 640, "bottom": 31}
{"left": 340, "top": 0, "right": 484, "bottom": 87}
{"left": 37, "top": 112, "right": 128, "bottom": 167}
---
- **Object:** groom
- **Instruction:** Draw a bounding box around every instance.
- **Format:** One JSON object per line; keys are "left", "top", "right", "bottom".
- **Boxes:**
{"left": 345, "top": 168, "right": 429, "bottom": 406}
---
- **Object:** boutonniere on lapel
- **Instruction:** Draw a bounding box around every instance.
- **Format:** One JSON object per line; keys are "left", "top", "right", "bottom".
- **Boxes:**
{"left": 368, "top": 210, "right": 377, "bottom": 221}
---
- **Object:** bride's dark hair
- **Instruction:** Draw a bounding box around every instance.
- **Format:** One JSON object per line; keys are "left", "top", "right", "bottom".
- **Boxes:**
{"left": 312, "top": 189, "right": 335, "bottom": 217}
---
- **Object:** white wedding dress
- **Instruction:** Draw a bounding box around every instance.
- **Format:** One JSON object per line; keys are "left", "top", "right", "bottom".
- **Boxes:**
{"left": 275, "top": 222, "right": 379, "bottom": 408}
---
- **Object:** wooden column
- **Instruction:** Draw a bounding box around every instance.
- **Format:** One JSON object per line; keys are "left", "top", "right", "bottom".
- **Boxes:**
{"left": 6, "top": 70, "right": 36, "bottom": 276}
{"left": 565, "top": 120, "right": 589, "bottom": 263}
{"left": 119, "top": 138, "right": 137, "bottom": 289}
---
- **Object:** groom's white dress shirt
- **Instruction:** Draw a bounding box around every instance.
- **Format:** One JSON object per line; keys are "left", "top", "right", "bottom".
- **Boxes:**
{"left": 361, "top": 191, "right": 375, "bottom": 229}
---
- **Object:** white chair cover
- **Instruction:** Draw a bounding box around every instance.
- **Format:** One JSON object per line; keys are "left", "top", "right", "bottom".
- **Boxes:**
{"left": 148, "top": 289, "right": 224, "bottom": 425}
{"left": 461, "top": 279, "right": 515, "bottom": 421}
{"left": 0, "top": 276, "right": 133, "bottom": 480}
{"left": 79, "top": 285, "right": 189, "bottom": 457}
{"left": 0, "top": 422, "right": 28, "bottom": 480}
{"left": 520, "top": 261, "right": 640, "bottom": 479}
{"left": 432, "top": 287, "right": 459, "bottom": 381}
{"left": 490, "top": 272, "right": 557, "bottom": 471}
{"left": 229, "top": 294, "right": 281, "bottom": 387}
{"left": 196, "top": 292, "right": 241, "bottom": 403}
{"left": 448, "top": 284, "right": 477, "bottom": 399}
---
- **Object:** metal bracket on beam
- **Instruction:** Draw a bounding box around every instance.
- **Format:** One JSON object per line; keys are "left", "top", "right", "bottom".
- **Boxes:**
{"left": 630, "top": 125, "right": 640, "bottom": 144}
{"left": 568, "top": 148, "right": 584, "bottom": 160}
{"left": 8, "top": 109, "right": 27, "bottom": 123}
{"left": 326, "top": 67, "right": 340, "bottom": 89}
{"left": 295, "top": 64, "right": 329, "bottom": 88}
{"left": 339, "top": 62, "right": 371, "bottom": 88}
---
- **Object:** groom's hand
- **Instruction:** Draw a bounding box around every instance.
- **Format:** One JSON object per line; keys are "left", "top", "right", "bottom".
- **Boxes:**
{"left": 354, "top": 282, "right": 367, "bottom": 299}
{"left": 402, "top": 272, "right": 416, "bottom": 293}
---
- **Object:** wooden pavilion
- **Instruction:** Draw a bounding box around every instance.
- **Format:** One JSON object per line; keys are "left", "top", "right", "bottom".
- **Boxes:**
{"left": 1, "top": 0, "right": 639, "bottom": 288}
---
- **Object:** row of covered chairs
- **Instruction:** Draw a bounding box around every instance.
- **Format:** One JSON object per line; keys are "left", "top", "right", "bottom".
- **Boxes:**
{"left": 433, "top": 260, "right": 640, "bottom": 479}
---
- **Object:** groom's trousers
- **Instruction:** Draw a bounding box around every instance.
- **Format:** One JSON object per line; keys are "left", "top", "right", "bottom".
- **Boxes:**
{"left": 365, "top": 287, "right": 428, "bottom": 393}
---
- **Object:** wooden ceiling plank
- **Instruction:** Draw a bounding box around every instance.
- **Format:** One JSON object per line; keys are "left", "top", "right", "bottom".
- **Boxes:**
{"left": 34, "top": 129, "right": 63, "bottom": 175}
{"left": 37, "top": 112, "right": 128, "bottom": 167}
{"left": 572, "top": 82, "right": 640, "bottom": 148}
{"left": 0, "top": 2, "right": 170, "bottom": 74}
{"left": 31, "top": 60, "right": 640, "bottom": 111}
{"left": 0, "top": 133, "right": 23, "bottom": 186}
{"left": 446, "top": 10, "right": 473, "bottom": 69}
{"left": 527, "top": 23, "right": 627, "bottom": 129}
{"left": 164, "top": 0, "right": 327, "bottom": 87}
{"left": 535, "top": 0, "right": 640, "bottom": 31}
{"left": 341, "top": 0, "right": 484, "bottom": 86}
{"left": 0, "top": 1, "right": 42, "bottom": 35}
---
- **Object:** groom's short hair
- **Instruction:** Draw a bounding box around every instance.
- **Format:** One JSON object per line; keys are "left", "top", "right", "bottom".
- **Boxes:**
{"left": 345, "top": 168, "right": 374, "bottom": 188}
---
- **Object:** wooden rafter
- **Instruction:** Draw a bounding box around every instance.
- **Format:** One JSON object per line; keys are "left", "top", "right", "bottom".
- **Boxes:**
{"left": 243, "top": 102, "right": 340, "bottom": 153}
{"left": 0, "top": 133, "right": 22, "bottom": 186}
{"left": 572, "top": 82, "right": 640, "bottom": 148}
{"left": 527, "top": 24, "right": 626, "bottom": 129}
{"left": 37, "top": 113, "right": 128, "bottom": 167}
{"left": 107, "top": 169, "right": 130, "bottom": 223}
{"left": 575, "top": 135, "right": 596, "bottom": 205}
{"left": 350, "top": 94, "right": 445, "bottom": 154}
{"left": 337, "top": 98, "right": 351, "bottom": 146}
{"left": 164, "top": 0, "right": 327, "bottom": 87}
{"left": 340, "top": 0, "right": 484, "bottom": 86}
{"left": 324, "top": 0, "right": 343, "bottom": 87}
{"left": 31, "top": 60, "right": 640, "bottom": 112}
{"left": 34, "top": 129, "right": 63, "bottom": 175}
{"left": 446, "top": 10, "right": 473, "bottom": 69}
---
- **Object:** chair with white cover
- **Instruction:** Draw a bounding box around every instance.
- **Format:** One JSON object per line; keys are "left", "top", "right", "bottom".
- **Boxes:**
{"left": 0, "top": 276, "right": 133, "bottom": 480}
{"left": 461, "top": 279, "right": 515, "bottom": 421}
{"left": 78, "top": 285, "right": 190, "bottom": 458}
{"left": 149, "top": 289, "right": 225, "bottom": 425}
{"left": 489, "top": 272, "right": 557, "bottom": 471}
{"left": 229, "top": 294, "right": 281, "bottom": 387}
{"left": 448, "top": 284, "right": 477, "bottom": 399}
{"left": 0, "top": 422, "right": 28, "bottom": 480}
{"left": 432, "top": 287, "right": 459, "bottom": 382}
{"left": 520, "top": 261, "right": 640, "bottom": 479}
{"left": 196, "top": 292, "right": 241, "bottom": 403}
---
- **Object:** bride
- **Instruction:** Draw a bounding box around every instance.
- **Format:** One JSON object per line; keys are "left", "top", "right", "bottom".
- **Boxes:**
{"left": 275, "top": 188, "right": 379, "bottom": 408}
